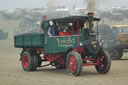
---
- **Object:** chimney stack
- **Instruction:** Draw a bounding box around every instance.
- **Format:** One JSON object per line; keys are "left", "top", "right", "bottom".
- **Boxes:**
{"left": 88, "top": 12, "right": 94, "bottom": 34}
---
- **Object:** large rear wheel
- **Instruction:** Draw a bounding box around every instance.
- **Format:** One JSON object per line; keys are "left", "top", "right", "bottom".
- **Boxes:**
{"left": 95, "top": 50, "right": 111, "bottom": 74}
{"left": 21, "top": 51, "right": 38, "bottom": 71}
{"left": 66, "top": 51, "right": 83, "bottom": 76}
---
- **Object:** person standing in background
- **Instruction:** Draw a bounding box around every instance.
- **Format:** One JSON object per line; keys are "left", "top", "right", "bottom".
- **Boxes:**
{"left": 41, "top": 16, "right": 47, "bottom": 32}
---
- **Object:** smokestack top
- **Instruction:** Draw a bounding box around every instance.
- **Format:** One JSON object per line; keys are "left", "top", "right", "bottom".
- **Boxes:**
{"left": 88, "top": 12, "right": 94, "bottom": 17}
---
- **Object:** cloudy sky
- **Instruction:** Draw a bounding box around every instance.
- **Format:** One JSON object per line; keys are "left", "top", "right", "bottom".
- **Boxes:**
{"left": 0, "top": 0, "right": 127, "bottom": 10}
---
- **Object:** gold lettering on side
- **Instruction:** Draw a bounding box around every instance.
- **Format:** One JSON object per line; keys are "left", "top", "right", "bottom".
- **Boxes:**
{"left": 56, "top": 38, "right": 61, "bottom": 43}
{"left": 72, "top": 38, "right": 75, "bottom": 43}
{"left": 56, "top": 37, "right": 75, "bottom": 44}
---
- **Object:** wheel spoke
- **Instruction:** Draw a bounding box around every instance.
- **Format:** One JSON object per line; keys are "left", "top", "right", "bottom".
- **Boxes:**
{"left": 22, "top": 54, "right": 29, "bottom": 68}
{"left": 68, "top": 56, "right": 77, "bottom": 72}
{"left": 98, "top": 55, "right": 106, "bottom": 70}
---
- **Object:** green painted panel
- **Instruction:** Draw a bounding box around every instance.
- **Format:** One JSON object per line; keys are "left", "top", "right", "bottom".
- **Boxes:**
{"left": 44, "top": 37, "right": 53, "bottom": 53}
{"left": 79, "top": 29, "right": 89, "bottom": 42}
{"left": 31, "top": 35, "right": 44, "bottom": 47}
{"left": 53, "top": 36, "right": 79, "bottom": 53}
{"left": 44, "top": 35, "right": 81, "bottom": 53}
{"left": 15, "top": 36, "right": 23, "bottom": 46}
{"left": 44, "top": 29, "right": 89, "bottom": 53}
{"left": 31, "top": 35, "right": 41, "bottom": 46}
{"left": 24, "top": 36, "right": 31, "bottom": 46}
{"left": 14, "top": 33, "right": 44, "bottom": 48}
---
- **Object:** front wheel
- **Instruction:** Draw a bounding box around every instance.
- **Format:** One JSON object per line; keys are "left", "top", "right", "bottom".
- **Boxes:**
{"left": 66, "top": 51, "right": 83, "bottom": 76}
{"left": 95, "top": 50, "right": 111, "bottom": 74}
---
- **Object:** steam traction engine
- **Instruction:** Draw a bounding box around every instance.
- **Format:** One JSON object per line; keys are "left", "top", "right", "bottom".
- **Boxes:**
{"left": 14, "top": 13, "right": 111, "bottom": 76}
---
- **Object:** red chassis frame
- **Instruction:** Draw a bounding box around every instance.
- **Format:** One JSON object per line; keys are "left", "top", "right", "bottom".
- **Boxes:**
{"left": 24, "top": 47, "right": 101, "bottom": 67}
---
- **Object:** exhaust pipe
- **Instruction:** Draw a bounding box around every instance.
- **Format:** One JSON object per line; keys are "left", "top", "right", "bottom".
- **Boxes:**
{"left": 88, "top": 12, "right": 94, "bottom": 34}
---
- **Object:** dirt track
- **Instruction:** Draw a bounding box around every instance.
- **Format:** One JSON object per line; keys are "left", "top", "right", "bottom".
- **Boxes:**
{"left": 0, "top": 40, "right": 128, "bottom": 85}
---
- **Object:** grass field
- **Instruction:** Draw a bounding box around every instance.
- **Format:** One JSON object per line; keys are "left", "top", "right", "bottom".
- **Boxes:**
{"left": 0, "top": 39, "right": 128, "bottom": 85}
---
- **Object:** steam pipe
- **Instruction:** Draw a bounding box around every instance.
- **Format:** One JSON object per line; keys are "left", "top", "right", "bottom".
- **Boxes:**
{"left": 88, "top": 12, "right": 94, "bottom": 35}
{"left": 77, "top": 21, "right": 80, "bottom": 47}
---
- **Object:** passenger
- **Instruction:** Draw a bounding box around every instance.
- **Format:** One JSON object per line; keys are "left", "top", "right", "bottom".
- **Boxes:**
{"left": 40, "top": 16, "right": 47, "bottom": 32}
{"left": 48, "top": 21, "right": 59, "bottom": 37}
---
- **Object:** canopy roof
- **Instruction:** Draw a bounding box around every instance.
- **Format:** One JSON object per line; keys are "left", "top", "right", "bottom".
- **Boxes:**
{"left": 48, "top": 16, "right": 100, "bottom": 22}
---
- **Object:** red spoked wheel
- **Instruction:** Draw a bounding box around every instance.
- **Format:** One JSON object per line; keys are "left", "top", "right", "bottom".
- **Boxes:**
{"left": 22, "top": 54, "right": 29, "bottom": 69}
{"left": 21, "top": 51, "right": 38, "bottom": 71}
{"left": 66, "top": 51, "right": 83, "bottom": 76}
{"left": 95, "top": 50, "right": 111, "bottom": 74}
{"left": 68, "top": 56, "right": 77, "bottom": 73}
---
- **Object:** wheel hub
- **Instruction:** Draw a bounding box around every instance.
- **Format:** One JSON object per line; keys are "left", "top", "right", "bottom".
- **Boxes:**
{"left": 70, "top": 62, "right": 73, "bottom": 66}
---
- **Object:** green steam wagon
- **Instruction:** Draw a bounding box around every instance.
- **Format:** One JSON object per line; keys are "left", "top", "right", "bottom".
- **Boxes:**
{"left": 14, "top": 13, "right": 111, "bottom": 76}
